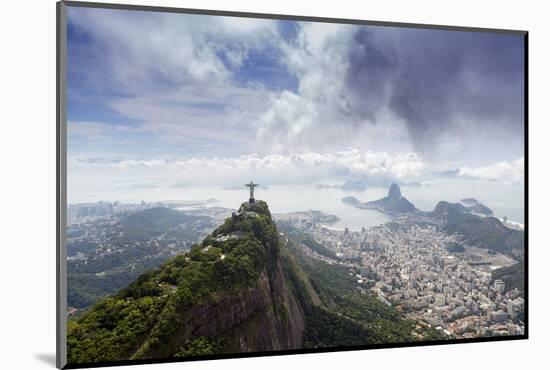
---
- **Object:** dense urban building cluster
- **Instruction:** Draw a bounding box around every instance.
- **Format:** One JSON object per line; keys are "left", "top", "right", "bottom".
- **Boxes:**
{"left": 67, "top": 215, "right": 195, "bottom": 262}
{"left": 278, "top": 211, "right": 525, "bottom": 339}
{"left": 67, "top": 201, "right": 161, "bottom": 225}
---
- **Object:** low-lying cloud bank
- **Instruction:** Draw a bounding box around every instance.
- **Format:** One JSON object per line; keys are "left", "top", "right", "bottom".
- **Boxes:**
{"left": 70, "top": 149, "right": 422, "bottom": 187}
{"left": 69, "top": 150, "right": 523, "bottom": 189}
{"left": 459, "top": 157, "right": 524, "bottom": 184}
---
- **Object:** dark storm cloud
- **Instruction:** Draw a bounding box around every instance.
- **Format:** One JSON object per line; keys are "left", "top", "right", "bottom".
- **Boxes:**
{"left": 345, "top": 29, "right": 396, "bottom": 122}
{"left": 344, "top": 27, "right": 524, "bottom": 152}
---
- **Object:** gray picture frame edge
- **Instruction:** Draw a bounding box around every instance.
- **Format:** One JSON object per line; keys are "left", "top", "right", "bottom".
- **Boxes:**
{"left": 56, "top": 1, "right": 68, "bottom": 368}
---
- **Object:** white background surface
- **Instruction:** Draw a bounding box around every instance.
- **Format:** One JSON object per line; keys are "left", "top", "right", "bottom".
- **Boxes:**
{"left": 1, "top": 0, "right": 547, "bottom": 369}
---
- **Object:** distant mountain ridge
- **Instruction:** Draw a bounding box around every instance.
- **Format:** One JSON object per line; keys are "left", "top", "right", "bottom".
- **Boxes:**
{"left": 431, "top": 201, "right": 523, "bottom": 256}
{"left": 317, "top": 179, "right": 368, "bottom": 191}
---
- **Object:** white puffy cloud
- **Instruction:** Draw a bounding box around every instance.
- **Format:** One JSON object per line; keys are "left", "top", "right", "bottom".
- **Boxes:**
{"left": 68, "top": 7, "right": 280, "bottom": 87}
{"left": 257, "top": 23, "right": 351, "bottom": 149}
{"left": 459, "top": 158, "right": 524, "bottom": 184}
{"left": 254, "top": 22, "right": 414, "bottom": 155}
{"left": 69, "top": 149, "right": 425, "bottom": 188}
{"left": 68, "top": 7, "right": 285, "bottom": 156}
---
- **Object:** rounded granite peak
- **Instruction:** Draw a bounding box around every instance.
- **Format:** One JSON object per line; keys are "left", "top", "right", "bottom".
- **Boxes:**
{"left": 388, "top": 183, "right": 402, "bottom": 200}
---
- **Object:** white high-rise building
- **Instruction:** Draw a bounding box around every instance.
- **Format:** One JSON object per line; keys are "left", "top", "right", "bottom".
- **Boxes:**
{"left": 494, "top": 279, "right": 505, "bottom": 294}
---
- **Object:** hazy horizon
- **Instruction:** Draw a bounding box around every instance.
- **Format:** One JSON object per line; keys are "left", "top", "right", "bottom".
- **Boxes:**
{"left": 67, "top": 178, "right": 524, "bottom": 225}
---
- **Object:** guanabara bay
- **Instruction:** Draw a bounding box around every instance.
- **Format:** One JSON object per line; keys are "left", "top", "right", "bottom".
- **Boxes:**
{"left": 67, "top": 197, "right": 445, "bottom": 364}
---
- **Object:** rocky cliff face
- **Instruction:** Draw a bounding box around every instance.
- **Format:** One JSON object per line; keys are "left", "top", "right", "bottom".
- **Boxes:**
{"left": 135, "top": 262, "right": 306, "bottom": 359}
{"left": 67, "top": 200, "right": 311, "bottom": 364}
{"left": 221, "top": 258, "right": 306, "bottom": 353}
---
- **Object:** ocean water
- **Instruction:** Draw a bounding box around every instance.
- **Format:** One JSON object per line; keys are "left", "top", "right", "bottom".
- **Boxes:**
{"left": 68, "top": 177, "right": 524, "bottom": 231}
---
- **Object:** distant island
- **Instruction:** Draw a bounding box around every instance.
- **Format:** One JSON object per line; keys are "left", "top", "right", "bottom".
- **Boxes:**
{"left": 317, "top": 179, "right": 368, "bottom": 191}
{"left": 342, "top": 183, "right": 416, "bottom": 214}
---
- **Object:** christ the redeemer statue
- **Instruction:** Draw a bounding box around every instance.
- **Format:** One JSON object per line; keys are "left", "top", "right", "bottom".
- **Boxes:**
{"left": 245, "top": 181, "right": 259, "bottom": 203}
